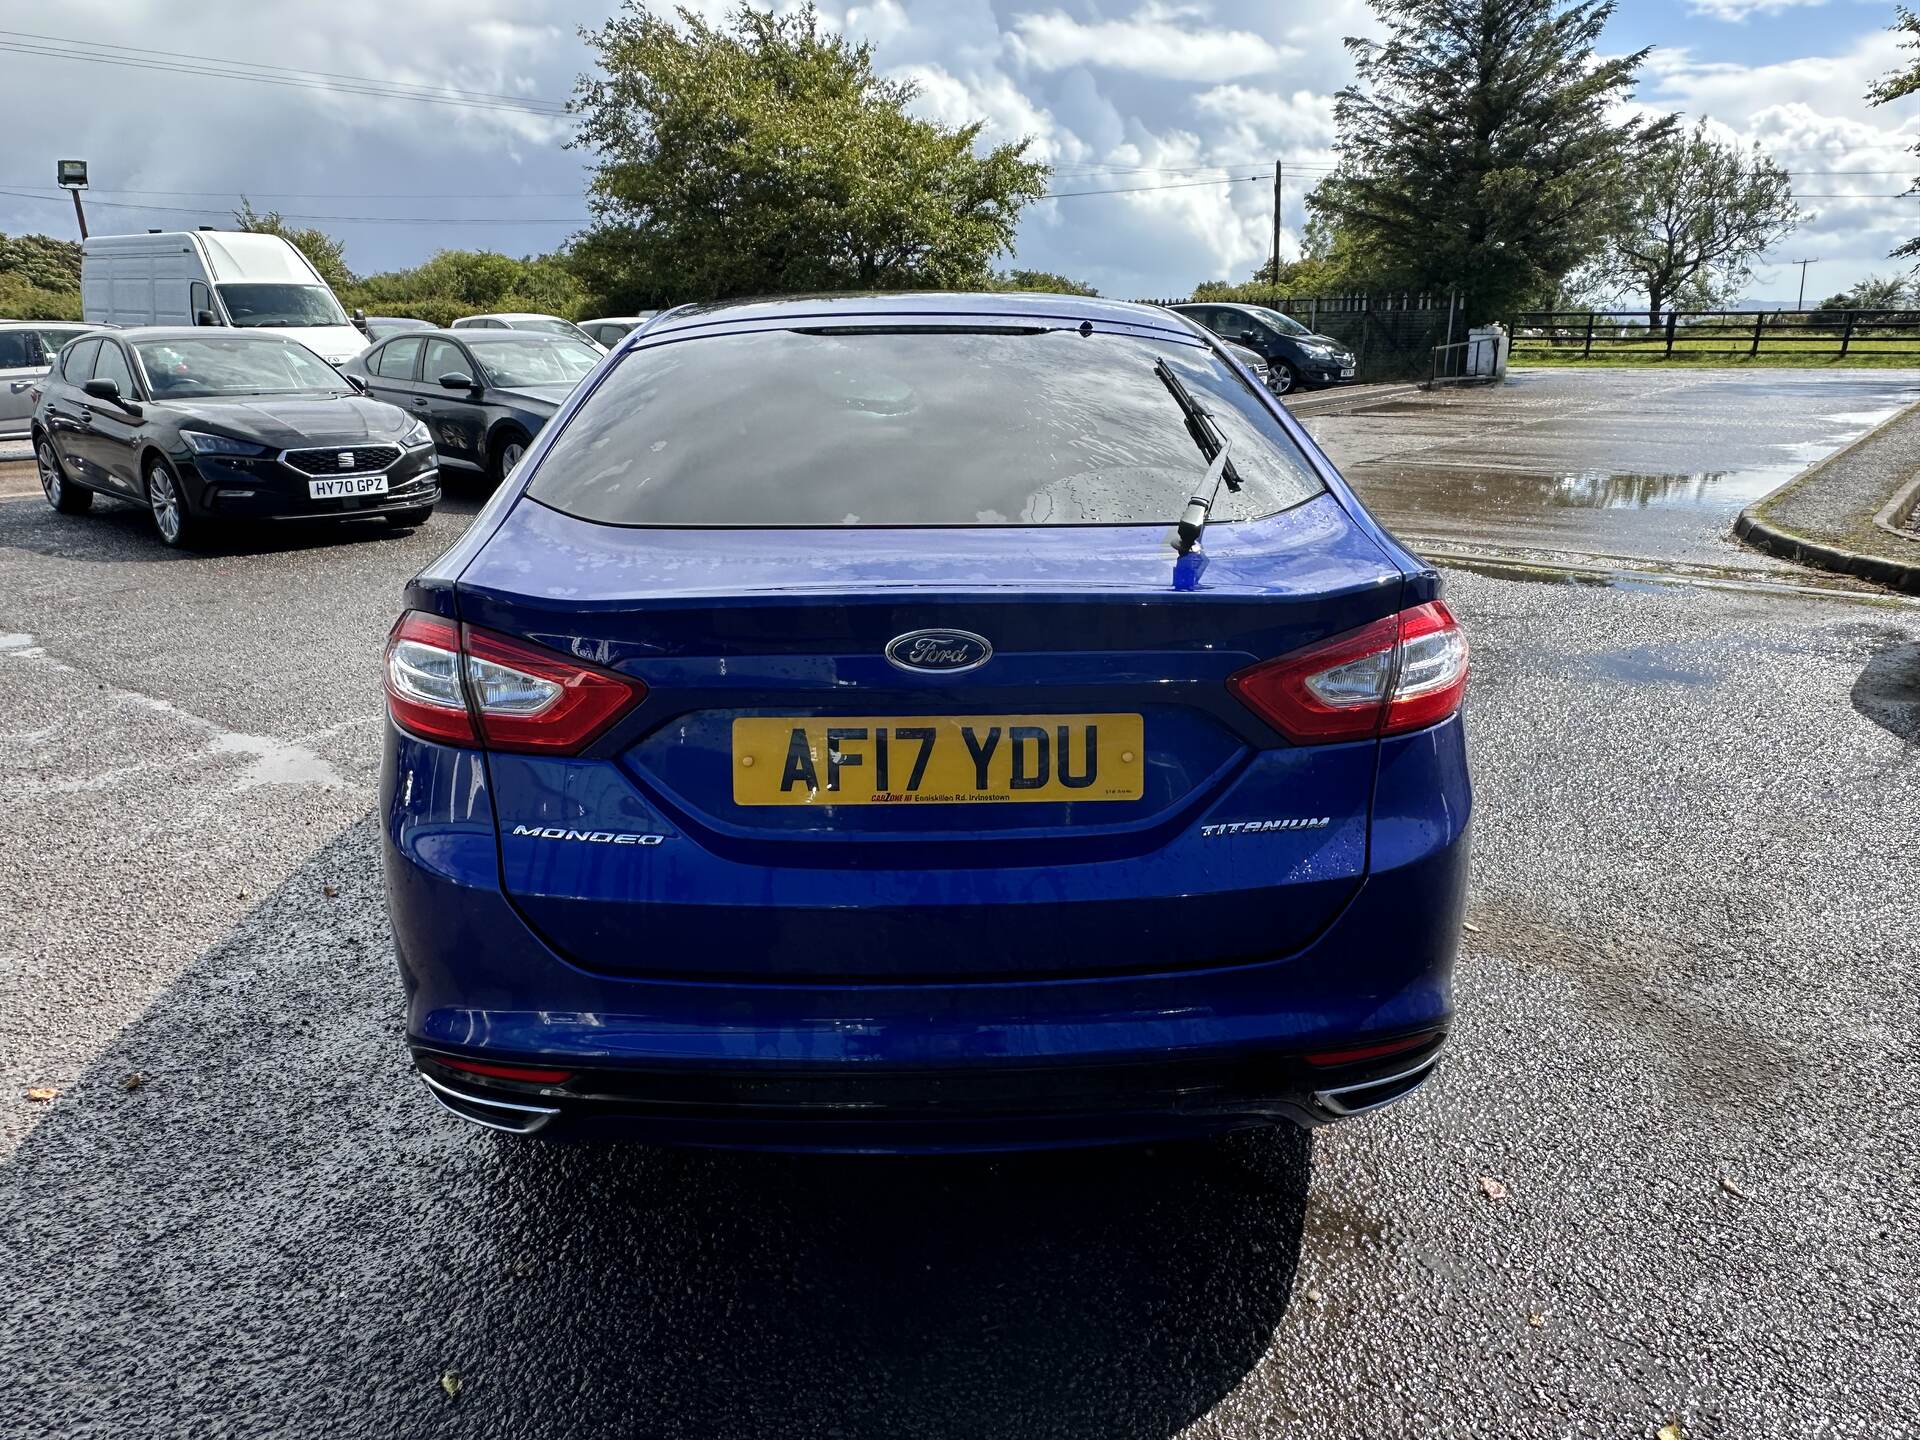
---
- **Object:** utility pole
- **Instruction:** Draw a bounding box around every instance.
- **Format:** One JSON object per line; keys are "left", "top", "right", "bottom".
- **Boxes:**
{"left": 1788, "top": 257, "right": 1819, "bottom": 311}
{"left": 56, "top": 158, "right": 88, "bottom": 240}
{"left": 1271, "top": 159, "right": 1282, "bottom": 285}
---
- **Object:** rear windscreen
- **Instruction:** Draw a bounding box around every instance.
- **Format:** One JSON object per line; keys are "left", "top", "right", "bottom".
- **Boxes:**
{"left": 526, "top": 326, "right": 1326, "bottom": 527}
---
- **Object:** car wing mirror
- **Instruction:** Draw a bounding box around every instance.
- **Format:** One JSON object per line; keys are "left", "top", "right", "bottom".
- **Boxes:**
{"left": 195, "top": 309, "right": 220, "bottom": 327}
{"left": 438, "top": 371, "right": 478, "bottom": 390}
{"left": 343, "top": 372, "right": 369, "bottom": 393}
{"left": 83, "top": 376, "right": 141, "bottom": 417}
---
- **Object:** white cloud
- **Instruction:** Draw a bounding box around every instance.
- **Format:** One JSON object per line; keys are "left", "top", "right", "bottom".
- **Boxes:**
{"left": 1009, "top": 4, "right": 1299, "bottom": 81}
{"left": 1641, "top": 32, "right": 1920, "bottom": 296}
{"left": 1686, "top": 0, "right": 1826, "bottom": 20}
{"left": 2, "top": 0, "right": 1909, "bottom": 300}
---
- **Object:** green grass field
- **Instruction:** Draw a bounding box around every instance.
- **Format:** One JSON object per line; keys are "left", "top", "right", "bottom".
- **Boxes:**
{"left": 1513, "top": 345, "right": 1920, "bottom": 370}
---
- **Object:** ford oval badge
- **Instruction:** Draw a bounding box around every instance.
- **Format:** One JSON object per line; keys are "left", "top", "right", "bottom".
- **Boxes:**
{"left": 885, "top": 628, "right": 993, "bottom": 674}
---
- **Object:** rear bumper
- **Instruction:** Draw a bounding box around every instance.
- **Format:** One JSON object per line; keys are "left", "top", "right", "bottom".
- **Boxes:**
{"left": 382, "top": 717, "right": 1471, "bottom": 1151}
{"left": 411, "top": 1033, "right": 1448, "bottom": 1151}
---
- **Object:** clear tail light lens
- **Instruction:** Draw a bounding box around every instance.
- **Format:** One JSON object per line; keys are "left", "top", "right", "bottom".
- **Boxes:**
{"left": 384, "top": 613, "right": 475, "bottom": 745}
{"left": 384, "top": 611, "right": 645, "bottom": 754}
{"left": 1228, "top": 601, "right": 1468, "bottom": 743}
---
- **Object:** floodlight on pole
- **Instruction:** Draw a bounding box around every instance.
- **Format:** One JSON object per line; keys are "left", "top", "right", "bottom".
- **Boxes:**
{"left": 56, "top": 159, "right": 89, "bottom": 240}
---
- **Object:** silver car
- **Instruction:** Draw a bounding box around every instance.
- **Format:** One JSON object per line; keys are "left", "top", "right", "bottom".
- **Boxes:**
{"left": 1, "top": 321, "right": 106, "bottom": 438}
{"left": 578, "top": 313, "right": 659, "bottom": 347}
{"left": 450, "top": 313, "right": 604, "bottom": 351}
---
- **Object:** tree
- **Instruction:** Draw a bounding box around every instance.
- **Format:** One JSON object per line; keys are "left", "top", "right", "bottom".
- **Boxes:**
{"left": 233, "top": 200, "right": 354, "bottom": 290}
{"left": 1869, "top": 6, "right": 1920, "bottom": 260}
{"left": 1310, "top": 0, "right": 1672, "bottom": 325}
{"left": 990, "top": 269, "right": 1099, "bottom": 296}
{"left": 354, "top": 249, "right": 583, "bottom": 312}
{"left": 1244, "top": 213, "right": 1396, "bottom": 294}
{"left": 1597, "top": 124, "right": 1798, "bottom": 322}
{"left": 1818, "top": 274, "right": 1916, "bottom": 311}
{"left": 569, "top": 3, "right": 1050, "bottom": 305}
{"left": 0, "top": 232, "right": 82, "bottom": 291}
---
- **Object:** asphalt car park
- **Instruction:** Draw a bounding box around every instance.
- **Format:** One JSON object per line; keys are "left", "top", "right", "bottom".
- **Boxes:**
{"left": 2, "top": 365, "right": 1916, "bottom": 1436}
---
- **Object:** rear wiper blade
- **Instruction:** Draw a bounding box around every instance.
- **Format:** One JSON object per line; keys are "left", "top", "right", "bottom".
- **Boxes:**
{"left": 1155, "top": 359, "right": 1241, "bottom": 554}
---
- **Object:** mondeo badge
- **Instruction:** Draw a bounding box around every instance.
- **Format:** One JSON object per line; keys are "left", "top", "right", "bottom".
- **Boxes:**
{"left": 885, "top": 628, "right": 993, "bottom": 674}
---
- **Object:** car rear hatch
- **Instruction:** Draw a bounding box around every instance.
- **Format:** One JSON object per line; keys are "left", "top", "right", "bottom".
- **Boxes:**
{"left": 456, "top": 493, "right": 1406, "bottom": 983}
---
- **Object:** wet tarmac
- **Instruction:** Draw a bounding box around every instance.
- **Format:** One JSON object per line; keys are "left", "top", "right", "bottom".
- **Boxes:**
{"left": 1302, "top": 367, "right": 1920, "bottom": 580}
{"left": 5, "top": 373, "right": 1920, "bottom": 1436}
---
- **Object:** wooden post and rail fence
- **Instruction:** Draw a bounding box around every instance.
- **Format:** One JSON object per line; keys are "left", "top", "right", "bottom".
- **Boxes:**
{"left": 1505, "top": 307, "right": 1920, "bottom": 361}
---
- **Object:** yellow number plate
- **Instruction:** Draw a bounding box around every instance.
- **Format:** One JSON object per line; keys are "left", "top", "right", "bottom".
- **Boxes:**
{"left": 731, "top": 714, "right": 1145, "bottom": 806}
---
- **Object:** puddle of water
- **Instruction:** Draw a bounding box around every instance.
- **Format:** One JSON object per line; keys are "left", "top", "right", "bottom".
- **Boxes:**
{"left": 1324, "top": 370, "right": 1920, "bottom": 574}
{"left": 1585, "top": 644, "right": 1718, "bottom": 687}
{"left": 207, "top": 730, "right": 348, "bottom": 790}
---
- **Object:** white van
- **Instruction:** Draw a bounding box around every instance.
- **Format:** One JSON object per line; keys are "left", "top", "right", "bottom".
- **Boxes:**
{"left": 81, "top": 230, "right": 367, "bottom": 366}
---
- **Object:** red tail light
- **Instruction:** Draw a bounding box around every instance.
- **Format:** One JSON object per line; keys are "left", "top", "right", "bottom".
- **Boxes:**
{"left": 384, "top": 610, "right": 645, "bottom": 754}
{"left": 1302, "top": 1031, "right": 1443, "bottom": 1067}
{"left": 1228, "top": 601, "right": 1468, "bottom": 744}
{"left": 429, "top": 1055, "right": 575, "bottom": 1084}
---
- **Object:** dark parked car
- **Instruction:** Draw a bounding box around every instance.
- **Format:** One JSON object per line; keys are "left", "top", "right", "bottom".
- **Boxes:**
{"left": 1170, "top": 302, "right": 1357, "bottom": 394}
{"left": 343, "top": 329, "right": 600, "bottom": 484}
{"left": 362, "top": 315, "right": 434, "bottom": 343}
{"left": 31, "top": 328, "right": 438, "bottom": 547}
{"left": 1223, "top": 338, "right": 1271, "bottom": 389}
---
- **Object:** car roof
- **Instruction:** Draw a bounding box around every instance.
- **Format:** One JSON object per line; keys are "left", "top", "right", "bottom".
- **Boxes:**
{"left": 391, "top": 327, "right": 582, "bottom": 345}
{"left": 645, "top": 291, "right": 1195, "bottom": 340}
{"left": 461, "top": 312, "right": 567, "bottom": 322}
{"left": 0, "top": 319, "right": 106, "bottom": 330}
{"left": 104, "top": 327, "right": 321, "bottom": 341}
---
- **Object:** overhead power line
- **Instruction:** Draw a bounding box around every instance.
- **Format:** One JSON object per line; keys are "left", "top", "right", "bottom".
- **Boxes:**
{"left": 0, "top": 32, "right": 568, "bottom": 116}
{"left": 0, "top": 172, "right": 1274, "bottom": 229}
{"left": 0, "top": 28, "right": 569, "bottom": 109}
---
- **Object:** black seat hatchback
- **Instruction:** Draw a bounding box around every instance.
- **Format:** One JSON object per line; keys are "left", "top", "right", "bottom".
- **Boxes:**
{"left": 31, "top": 327, "right": 439, "bottom": 548}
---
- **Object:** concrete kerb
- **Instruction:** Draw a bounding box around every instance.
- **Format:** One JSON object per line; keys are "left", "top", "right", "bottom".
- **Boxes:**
{"left": 1283, "top": 382, "right": 1423, "bottom": 415}
{"left": 1734, "top": 396, "right": 1920, "bottom": 595}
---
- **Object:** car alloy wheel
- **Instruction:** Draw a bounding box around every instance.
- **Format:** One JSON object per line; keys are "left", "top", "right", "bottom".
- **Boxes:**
{"left": 147, "top": 461, "right": 184, "bottom": 544}
{"left": 37, "top": 439, "right": 63, "bottom": 505}
{"left": 501, "top": 441, "right": 526, "bottom": 474}
{"left": 1270, "top": 363, "right": 1296, "bottom": 395}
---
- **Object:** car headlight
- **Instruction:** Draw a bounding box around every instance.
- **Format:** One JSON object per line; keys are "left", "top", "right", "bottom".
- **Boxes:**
{"left": 402, "top": 416, "right": 433, "bottom": 447}
{"left": 181, "top": 430, "right": 269, "bottom": 457}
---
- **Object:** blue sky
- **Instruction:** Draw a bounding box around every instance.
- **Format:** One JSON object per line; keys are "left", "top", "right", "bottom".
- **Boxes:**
{"left": 3, "top": 0, "right": 1915, "bottom": 308}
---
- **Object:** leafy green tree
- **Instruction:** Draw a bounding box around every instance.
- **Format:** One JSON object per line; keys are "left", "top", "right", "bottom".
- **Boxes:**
{"left": 989, "top": 269, "right": 1099, "bottom": 296}
{"left": 352, "top": 249, "right": 584, "bottom": 316}
{"left": 0, "top": 232, "right": 82, "bottom": 291}
{"left": 1310, "top": 0, "right": 1672, "bottom": 325}
{"left": 569, "top": 3, "right": 1050, "bottom": 305}
{"left": 1869, "top": 6, "right": 1920, "bottom": 259}
{"left": 1596, "top": 123, "right": 1798, "bottom": 322}
{"left": 233, "top": 200, "right": 354, "bottom": 290}
{"left": 1818, "top": 274, "right": 1916, "bottom": 310}
{"left": 1242, "top": 213, "right": 1396, "bottom": 295}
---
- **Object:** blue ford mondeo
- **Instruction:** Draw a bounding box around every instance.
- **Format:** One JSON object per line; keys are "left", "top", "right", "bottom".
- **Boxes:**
{"left": 380, "top": 292, "right": 1471, "bottom": 1151}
